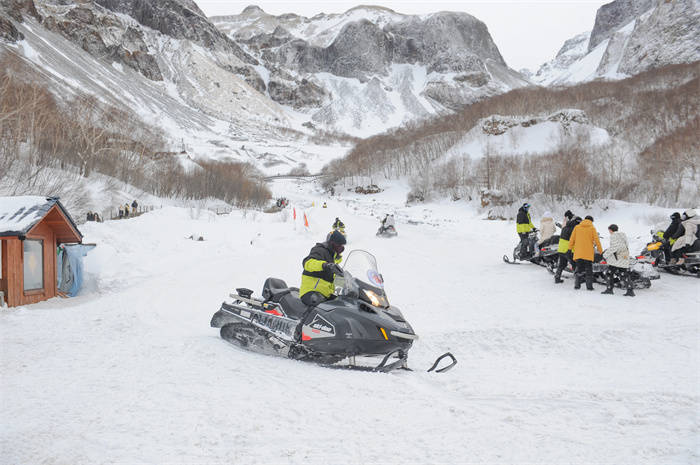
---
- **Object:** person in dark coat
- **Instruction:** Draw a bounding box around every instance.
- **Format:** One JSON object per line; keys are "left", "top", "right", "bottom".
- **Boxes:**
{"left": 554, "top": 215, "right": 580, "bottom": 283}
{"left": 131, "top": 200, "right": 138, "bottom": 213}
{"left": 661, "top": 212, "right": 682, "bottom": 263}
{"left": 516, "top": 203, "right": 535, "bottom": 257}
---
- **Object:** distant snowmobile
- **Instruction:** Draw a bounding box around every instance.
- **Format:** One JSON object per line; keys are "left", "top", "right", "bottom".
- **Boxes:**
{"left": 377, "top": 214, "right": 397, "bottom": 238}
{"left": 376, "top": 225, "right": 397, "bottom": 238}
{"left": 211, "top": 250, "right": 456, "bottom": 373}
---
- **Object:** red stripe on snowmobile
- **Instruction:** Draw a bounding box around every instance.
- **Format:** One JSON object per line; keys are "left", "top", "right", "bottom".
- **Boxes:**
{"left": 301, "top": 333, "right": 311, "bottom": 341}
{"left": 265, "top": 309, "right": 283, "bottom": 316}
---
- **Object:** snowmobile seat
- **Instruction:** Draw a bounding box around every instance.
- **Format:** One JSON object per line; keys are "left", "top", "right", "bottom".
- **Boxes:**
{"left": 262, "top": 277, "right": 291, "bottom": 302}
{"left": 278, "top": 290, "right": 308, "bottom": 320}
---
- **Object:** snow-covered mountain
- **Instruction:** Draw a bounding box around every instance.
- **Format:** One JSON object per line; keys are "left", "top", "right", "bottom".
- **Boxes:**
{"left": 533, "top": 0, "right": 700, "bottom": 86}
{"left": 211, "top": 6, "right": 530, "bottom": 135}
{"left": 0, "top": 0, "right": 354, "bottom": 175}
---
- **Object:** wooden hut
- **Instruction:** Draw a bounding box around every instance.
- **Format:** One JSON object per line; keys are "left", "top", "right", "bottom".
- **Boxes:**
{"left": 0, "top": 196, "right": 82, "bottom": 307}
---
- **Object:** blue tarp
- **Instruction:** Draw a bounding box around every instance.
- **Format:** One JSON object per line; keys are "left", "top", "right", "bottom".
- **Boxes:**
{"left": 57, "top": 244, "right": 95, "bottom": 297}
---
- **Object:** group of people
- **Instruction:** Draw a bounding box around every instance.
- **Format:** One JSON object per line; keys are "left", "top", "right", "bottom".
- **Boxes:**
{"left": 275, "top": 198, "right": 289, "bottom": 208}
{"left": 118, "top": 200, "right": 139, "bottom": 219}
{"left": 657, "top": 209, "right": 700, "bottom": 265}
{"left": 85, "top": 211, "right": 102, "bottom": 222}
{"left": 517, "top": 203, "right": 636, "bottom": 296}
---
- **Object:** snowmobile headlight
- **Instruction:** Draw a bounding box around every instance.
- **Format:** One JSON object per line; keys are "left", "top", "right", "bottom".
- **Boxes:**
{"left": 363, "top": 289, "right": 386, "bottom": 307}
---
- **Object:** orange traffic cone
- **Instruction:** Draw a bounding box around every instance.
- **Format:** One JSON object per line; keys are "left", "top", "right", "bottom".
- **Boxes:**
{"left": 304, "top": 213, "right": 309, "bottom": 227}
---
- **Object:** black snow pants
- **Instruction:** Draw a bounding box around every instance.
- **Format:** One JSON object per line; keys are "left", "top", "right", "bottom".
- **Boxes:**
{"left": 519, "top": 233, "right": 533, "bottom": 257}
{"left": 605, "top": 266, "right": 632, "bottom": 291}
{"left": 554, "top": 251, "right": 575, "bottom": 280}
{"left": 574, "top": 259, "right": 594, "bottom": 290}
{"left": 672, "top": 239, "right": 700, "bottom": 259}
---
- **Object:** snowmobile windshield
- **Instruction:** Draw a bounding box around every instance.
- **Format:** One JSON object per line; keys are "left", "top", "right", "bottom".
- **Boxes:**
{"left": 336, "top": 250, "right": 389, "bottom": 308}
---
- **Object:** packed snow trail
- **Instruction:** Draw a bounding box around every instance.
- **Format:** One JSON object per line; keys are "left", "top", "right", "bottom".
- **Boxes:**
{"left": 1, "top": 180, "right": 698, "bottom": 464}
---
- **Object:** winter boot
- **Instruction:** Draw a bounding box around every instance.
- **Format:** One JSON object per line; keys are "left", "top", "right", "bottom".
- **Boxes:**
{"left": 624, "top": 288, "right": 635, "bottom": 297}
{"left": 554, "top": 277, "right": 564, "bottom": 284}
{"left": 574, "top": 275, "right": 582, "bottom": 290}
{"left": 601, "top": 288, "right": 613, "bottom": 295}
{"left": 585, "top": 276, "right": 594, "bottom": 291}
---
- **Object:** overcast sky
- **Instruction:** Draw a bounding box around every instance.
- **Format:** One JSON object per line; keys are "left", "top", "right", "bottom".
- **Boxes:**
{"left": 195, "top": 1, "right": 607, "bottom": 71}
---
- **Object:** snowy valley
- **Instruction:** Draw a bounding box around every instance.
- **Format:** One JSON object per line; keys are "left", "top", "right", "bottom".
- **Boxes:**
{"left": 2, "top": 180, "right": 699, "bottom": 464}
{"left": 1, "top": 0, "right": 700, "bottom": 463}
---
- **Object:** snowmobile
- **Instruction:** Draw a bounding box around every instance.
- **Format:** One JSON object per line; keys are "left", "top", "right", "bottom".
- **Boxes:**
{"left": 591, "top": 254, "right": 659, "bottom": 289}
{"left": 638, "top": 230, "right": 700, "bottom": 277}
{"left": 503, "top": 230, "right": 559, "bottom": 270}
{"left": 211, "top": 250, "right": 456, "bottom": 373}
{"left": 376, "top": 225, "right": 398, "bottom": 238}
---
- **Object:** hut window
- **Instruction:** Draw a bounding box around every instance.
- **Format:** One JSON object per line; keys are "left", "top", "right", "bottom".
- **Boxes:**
{"left": 23, "top": 239, "right": 44, "bottom": 291}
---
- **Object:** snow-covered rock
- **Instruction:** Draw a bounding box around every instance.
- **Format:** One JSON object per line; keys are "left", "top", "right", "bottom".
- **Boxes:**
{"left": 443, "top": 110, "right": 610, "bottom": 160}
{"left": 533, "top": 0, "right": 700, "bottom": 86}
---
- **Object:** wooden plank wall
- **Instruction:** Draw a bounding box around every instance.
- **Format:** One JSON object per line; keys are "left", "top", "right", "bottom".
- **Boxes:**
{"left": 4, "top": 238, "right": 21, "bottom": 307}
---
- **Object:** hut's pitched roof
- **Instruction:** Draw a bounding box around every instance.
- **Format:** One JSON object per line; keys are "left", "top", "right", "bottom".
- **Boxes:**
{"left": 0, "top": 196, "right": 82, "bottom": 241}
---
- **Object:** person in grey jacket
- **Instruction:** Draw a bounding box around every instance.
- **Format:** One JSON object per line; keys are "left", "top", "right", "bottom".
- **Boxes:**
{"left": 670, "top": 209, "right": 700, "bottom": 265}
{"left": 601, "top": 224, "right": 634, "bottom": 297}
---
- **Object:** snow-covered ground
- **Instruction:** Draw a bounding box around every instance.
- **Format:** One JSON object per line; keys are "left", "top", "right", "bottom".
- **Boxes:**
{"left": 1, "top": 179, "right": 698, "bottom": 464}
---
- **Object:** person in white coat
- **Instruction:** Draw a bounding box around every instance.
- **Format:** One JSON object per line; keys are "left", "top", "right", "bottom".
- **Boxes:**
{"left": 601, "top": 224, "right": 634, "bottom": 296}
{"left": 670, "top": 209, "right": 700, "bottom": 265}
{"left": 538, "top": 211, "right": 556, "bottom": 247}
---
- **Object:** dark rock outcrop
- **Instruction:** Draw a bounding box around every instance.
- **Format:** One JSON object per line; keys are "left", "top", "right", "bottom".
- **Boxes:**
{"left": 42, "top": 7, "right": 163, "bottom": 81}
{"left": 0, "top": 17, "right": 24, "bottom": 42}
{"left": 94, "top": 0, "right": 258, "bottom": 65}
{"left": 588, "top": 0, "right": 654, "bottom": 51}
{"left": 258, "top": 11, "right": 506, "bottom": 81}
{"left": 267, "top": 78, "right": 327, "bottom": 109}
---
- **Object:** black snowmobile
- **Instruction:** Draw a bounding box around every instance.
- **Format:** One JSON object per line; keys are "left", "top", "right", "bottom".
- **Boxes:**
{"left": 211, "top": 250, "right": 456, "bottom": 373}
{"left": 591, "top": 254, "right": 659, "bottom": 289}
{"left": 504, "top": 230, "right": 560, "bottom": 272}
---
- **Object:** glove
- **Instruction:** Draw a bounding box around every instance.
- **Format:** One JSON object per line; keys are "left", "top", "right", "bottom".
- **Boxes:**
{"left": 323, "top": 262, "right": 344, "bottom": 277}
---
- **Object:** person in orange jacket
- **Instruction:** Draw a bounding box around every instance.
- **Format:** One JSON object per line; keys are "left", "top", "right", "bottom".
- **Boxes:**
{"left": 568, "top": 215, "right": 603, "bottom": 290}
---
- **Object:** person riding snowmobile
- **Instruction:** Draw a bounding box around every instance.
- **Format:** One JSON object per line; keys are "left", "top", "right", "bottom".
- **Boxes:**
{"left": 656, "top": 212, "right": 682, "bottom": 263}
{"left": 516, "top": 203, "right": 535, "bottom": 257}
{"left": 299, "top": 230, "right": 346, "bottom": 306}
{"left": 568, "top": 215, "right": 603, "bottom": 290}
{"left": 670, "top": 209, "right": 700, "bottom": 265}
{"left": 554, "top": 215, "right": 580, "bottom": 283}
{"left": 380, "top": 214, "right": 395, "bottom": 233}
{"left": 332, "top": 217, "right": 345, "bottom": 234}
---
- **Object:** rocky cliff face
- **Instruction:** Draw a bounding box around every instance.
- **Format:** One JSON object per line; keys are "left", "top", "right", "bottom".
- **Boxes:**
{"left": 617, "top": 0, "right": 700, "bottom": 76}
{"left": 213, "top": 6, "right": 528, "bottom": 134}
{"left": 94, "top": 0, "right": 256, "bottom": 64}
{"left": 534, "top": 0, "right": 700, "bottom": 86}
{"left": 588, "top": 0, "right": 654, "bottom": 51}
